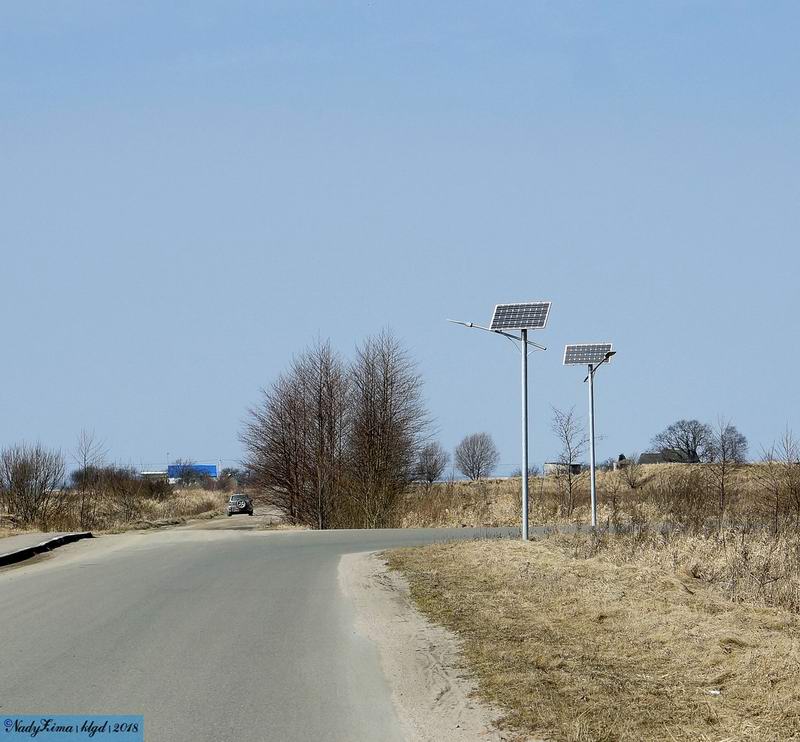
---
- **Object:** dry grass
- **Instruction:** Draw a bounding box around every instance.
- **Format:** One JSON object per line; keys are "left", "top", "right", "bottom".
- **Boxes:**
{"left": 387, "top": 538, "right": 800, "bottom": 741}
{"left": 550, "top": 526, "right": 800, "bottom": 614}
{"left": 95, "top": 489, "right": 227, "bottom": 532}
{"left": 37, "top": 488, "right": 228, "bottom": 533}
{"left": 396, "top": 472, "right": 648, "bottom": 529}
{"left": 396, "top": 464, "right": 797, "bottom": 532}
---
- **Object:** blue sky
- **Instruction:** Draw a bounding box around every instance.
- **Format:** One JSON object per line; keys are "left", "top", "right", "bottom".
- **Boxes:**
{"left": 1, "top": 2, "right": 798, "bottom": 473}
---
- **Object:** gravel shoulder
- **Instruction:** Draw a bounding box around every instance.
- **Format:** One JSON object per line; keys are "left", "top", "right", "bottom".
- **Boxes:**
{"left": 338, "top": 551, "right": 508, "bottom": 742}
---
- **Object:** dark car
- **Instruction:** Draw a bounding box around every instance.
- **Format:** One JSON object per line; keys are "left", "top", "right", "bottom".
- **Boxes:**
{"left": 227, "top": 494, "right": 254, "bottom": 516}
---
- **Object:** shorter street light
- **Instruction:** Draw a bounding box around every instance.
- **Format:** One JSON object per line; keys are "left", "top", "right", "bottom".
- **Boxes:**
{"left": 563, "top": 344, "right": 617, "bottom": 528}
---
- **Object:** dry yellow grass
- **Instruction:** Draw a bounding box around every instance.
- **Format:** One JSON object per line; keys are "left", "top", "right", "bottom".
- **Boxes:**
{"left": 397, "top": 463, "right": 796, "bottom": 532}
{"left": 387, "top": 539, "right": 800, "bottom": 741}
{"left": 98, "top": 489, "right": 227, "bottom": 532}
{"left": 395, "top": 471, "right": 661, "bottom": 529}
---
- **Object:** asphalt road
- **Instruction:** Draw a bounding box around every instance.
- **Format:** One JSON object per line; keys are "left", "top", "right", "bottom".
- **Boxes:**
{"left": 0, "top": 516, "right": 516, "bottom": 742}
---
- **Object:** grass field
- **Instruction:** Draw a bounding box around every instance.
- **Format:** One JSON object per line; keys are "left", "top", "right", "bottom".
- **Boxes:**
{"left": 0, "top": 488, "right": 229, "bottom": 537}
{"left": 396, "top": 463, "right": 800, "bottom": 532}
{"left": 387, "top": 538, "right": 800, "bottom": 741}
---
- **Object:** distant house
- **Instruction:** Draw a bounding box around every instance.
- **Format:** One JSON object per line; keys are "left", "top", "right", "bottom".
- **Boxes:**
{"left": 139, "top": 470, "right": 168, "bottom": 482}
{"left": 544, "top": 462, "right": 583, "bottom": 477}
{"left": 638, "top": 450, "right": 697, "bottom": 465}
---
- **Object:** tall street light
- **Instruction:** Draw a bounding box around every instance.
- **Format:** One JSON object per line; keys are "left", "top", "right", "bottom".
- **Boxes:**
{"left": 563, "top": 343, "right": 616, "bottom": 527}
{"left": 449, "top": 302, "right": 551, "bottom": 540}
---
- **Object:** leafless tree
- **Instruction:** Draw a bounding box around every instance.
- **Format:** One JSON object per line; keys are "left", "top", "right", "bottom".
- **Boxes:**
{"left": 758, "top": 445, "right": 786, "bottom": 534}
{"left": 242, "top": 332, "right": 428, "bottom": 529}
{"left": 71, "top": 429, "right": 107, "bottom": 529}
{"left": 776, "top": 428, "right": 800, "bottom": 528}
{"left": 301, "top": 340, "right": 351, "bottom": 529}
{"left": 415, "top": 442, "right": 449, "bottom": 488}
{"left": 348, "top": 331, "right": 428, "bottom": 527}
{"left": 104, "top": 467, "right": 146, "bottom": 522}
{"left": 651, "top": 419, "right": 713, "bottom": 463}
{"left": 551, "top": 407, "right": 587, "bottom": 516}
{"left": 758, "top": 428, "right": 800, "bottom": 530}
{"left": 241, "top": 340, "right": 350, "bottom": 529}
{"left": 0, "top": 443, "right": 67, "bottom": 529}
{"left": 454, "top": 433, "right": 499, "bottom": 481}
{"left": 707, "top": 417, "right": 748, "bottom": 528}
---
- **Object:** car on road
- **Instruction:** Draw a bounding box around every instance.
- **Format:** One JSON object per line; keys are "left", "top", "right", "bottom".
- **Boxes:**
{"left": 227, "top": 494, "right": 254, "bottom": 516}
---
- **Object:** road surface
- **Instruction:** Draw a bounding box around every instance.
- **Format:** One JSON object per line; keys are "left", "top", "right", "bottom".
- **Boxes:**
{"left": 0, "top": 515, "right": 515, "bottom": 741}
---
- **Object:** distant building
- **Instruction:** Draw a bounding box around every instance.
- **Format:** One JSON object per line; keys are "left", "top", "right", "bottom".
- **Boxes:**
{"left": 167, "top": 463, "right": 219, "bottom": 485}
{"left": 139, "top": 470, "right": 168, "bottom": 482}
{"left": 638, "top": 450, "right": 696, "bottom": 465}
{"left": 544, "top": 462, "right": 583, "bottom": 477}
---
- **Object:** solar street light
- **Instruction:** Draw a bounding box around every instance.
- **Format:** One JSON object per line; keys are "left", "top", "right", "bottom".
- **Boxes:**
{"left": 563, "top": 343, "right": 616, "bottom": 527}
{"left": 449, "top": 301, "right": 551, "bottom": 540}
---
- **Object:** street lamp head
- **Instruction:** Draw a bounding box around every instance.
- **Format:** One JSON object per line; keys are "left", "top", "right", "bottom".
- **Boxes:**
{"left": 446, "top": 319, "right": 474, "bottom": 329}
{"left": 605, "top": 350, "right": 617, "bottom": 360}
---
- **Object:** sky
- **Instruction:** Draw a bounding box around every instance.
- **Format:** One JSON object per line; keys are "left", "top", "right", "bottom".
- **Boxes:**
{"left": 1, "top": 1, "right": 799, "bottom": 474}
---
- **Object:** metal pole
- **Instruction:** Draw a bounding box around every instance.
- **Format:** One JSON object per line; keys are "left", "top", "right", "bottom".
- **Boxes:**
{"left": 588, "top": 363, "right": 597, "bottom": 527}
{"left": 521, "top": 329, "right": 529, "bottom": 540}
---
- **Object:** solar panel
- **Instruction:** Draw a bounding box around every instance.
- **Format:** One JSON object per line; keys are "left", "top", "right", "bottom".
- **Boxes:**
{"left": 490, "top": 302, "right": 551, "bottom": 331}
{"left": 563, "top": 343, "right": 613, "bottom": 365}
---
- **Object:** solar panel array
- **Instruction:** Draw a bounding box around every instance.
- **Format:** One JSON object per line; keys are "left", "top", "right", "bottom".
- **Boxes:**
{"left": 490, "top": 302, "right": 551, "bottom": 331}
{"left": 563, "top": 343, "right": 613, "bottom": 365}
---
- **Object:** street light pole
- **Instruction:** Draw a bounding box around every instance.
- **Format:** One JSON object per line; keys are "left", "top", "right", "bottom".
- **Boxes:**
{"left": 448, "top": 302, "right": 550, "bottom": 542}
{"left": 588, "top": 363, "right": 597, "bottom": 528}
{"left": 521, "top": 329, "right": 529, "bottom": 540}
{"left": 564, "top": 344, "right": 616, "bottom": 530}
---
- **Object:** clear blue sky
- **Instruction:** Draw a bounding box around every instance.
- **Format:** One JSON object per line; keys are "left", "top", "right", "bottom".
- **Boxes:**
{"left": 2, "top": 2, "right": 798, "bottom": 473}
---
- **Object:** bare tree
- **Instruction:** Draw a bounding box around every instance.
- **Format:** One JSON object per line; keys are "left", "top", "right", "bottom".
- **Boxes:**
{"left": 242, "top": 332, "right": 428, "bottom": 529}
{"left": 651, "top": 419, "right": 713, "bottom": 463}
{"left": 454, "top": 433, "right": 499, "bottom": 481}
{"left": 758, "top": 428, "right": 800, "bottom": 530}
{"left": 777, "top": 428, "right": 800, "bottom": 528}
{"left": 707, "top": 418, "right": 748, "bottom": 528}
{"left": 241, "top": 340, "right": 350, "bottom": 529}
{"left": 348, "top": 331, "right": 428, "bottom": 527}
{"left": 415, "top": 442, "right": 449, "bottom": 488}
{"left": 72, "top": 429, "right": 107, "bottom": 528}
{"left": 758, "top": 445, "right": 786, "bottom": 534}
{"left": 0, "top": 443, "right": 66, "bottom": 529}
{"left": 551, "top": 407, "right": 587, "bottom": 516}
{"left": 104, "top": 466, "right": 146, "bottom": 522}
{"left": 301, "top": 340, "right": 351, "bottom": 529}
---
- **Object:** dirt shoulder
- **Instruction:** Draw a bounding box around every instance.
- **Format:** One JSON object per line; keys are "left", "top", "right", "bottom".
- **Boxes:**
{"left": 386, "top": 538, "right": 800, "bottom": 742}
{"left": 338, "top": 551, "right": 513, "bottom": 742}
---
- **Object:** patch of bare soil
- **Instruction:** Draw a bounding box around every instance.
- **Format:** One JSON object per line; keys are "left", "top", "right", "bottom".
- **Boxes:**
{"left": 339, "top": 551, "right": 518, "bottom": 742}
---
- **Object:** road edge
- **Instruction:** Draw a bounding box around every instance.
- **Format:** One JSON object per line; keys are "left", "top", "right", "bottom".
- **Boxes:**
{"left": 0, "top": 532, "right": 94, "bottom": 567}
{"left": 338, "top": 550, "right": 507, "bottom": 742}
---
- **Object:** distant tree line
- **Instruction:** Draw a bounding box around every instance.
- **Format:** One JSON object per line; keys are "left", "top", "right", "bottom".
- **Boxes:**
{"left": 411, "top": 433, "right": 503, "bottom": 485}
{"left": 0, "top": 431, "right": 240, "bottom": 531}
{"left": 0, "top": 434, "right": 173, "bottom": 530}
